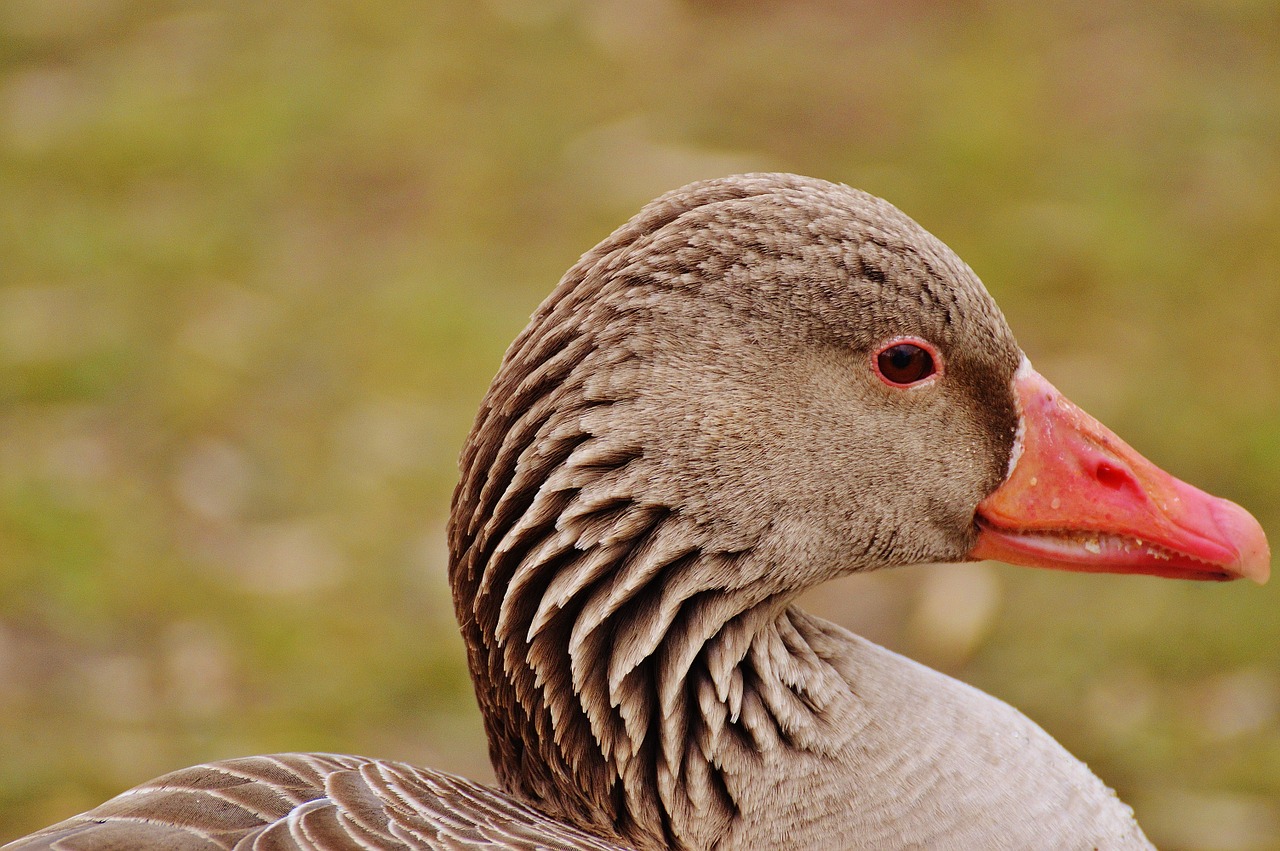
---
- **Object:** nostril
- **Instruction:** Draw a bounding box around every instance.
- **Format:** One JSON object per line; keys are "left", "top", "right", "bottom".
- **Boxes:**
{"left": 1095, "top": 461, "right": 1132, "bottom": 491}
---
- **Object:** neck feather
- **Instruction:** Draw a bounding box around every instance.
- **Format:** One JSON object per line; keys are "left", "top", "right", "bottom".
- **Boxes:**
{"left": 453, "top": 522, "right": 844, "bottom": 849}
{"left": 449, "top": 322, "right": 847, "bottom": 848}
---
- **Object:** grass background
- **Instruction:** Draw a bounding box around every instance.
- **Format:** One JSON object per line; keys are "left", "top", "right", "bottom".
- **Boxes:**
{"left": 1, "top": 2, "right": 1278, "bottom": 848}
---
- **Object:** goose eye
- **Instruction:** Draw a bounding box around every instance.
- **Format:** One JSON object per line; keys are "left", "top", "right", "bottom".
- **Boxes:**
{"left": 874, "top": 340, "right": 938, "bottom": 387}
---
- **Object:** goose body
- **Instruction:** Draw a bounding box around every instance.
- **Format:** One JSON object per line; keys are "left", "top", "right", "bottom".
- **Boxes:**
{"left": 6, "top": 174, "right": 1269, "bottom": 851}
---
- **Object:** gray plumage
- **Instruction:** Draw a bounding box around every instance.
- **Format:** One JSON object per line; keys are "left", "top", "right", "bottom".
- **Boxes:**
{"left": 5, "top": 174, "right": 1153, "bottom": 850}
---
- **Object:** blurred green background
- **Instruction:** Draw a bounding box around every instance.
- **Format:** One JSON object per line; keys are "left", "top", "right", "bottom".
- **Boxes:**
{"left": 1, "top": 1, "right": 1278, "bottom": 847}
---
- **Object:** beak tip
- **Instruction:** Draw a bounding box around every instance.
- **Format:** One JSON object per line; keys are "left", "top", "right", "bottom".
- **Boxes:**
{"left": 1239, "top": 552, "right": 1270, "bottom": 586}
{"left": 1234, "top": 548, "right": 1271, "bottom": 584}
{"left": 1212, "top": 499, "right": 1271, "bottom": 585}
{"left": 1239, "top": 557, "right": 1270, "bottom": 586}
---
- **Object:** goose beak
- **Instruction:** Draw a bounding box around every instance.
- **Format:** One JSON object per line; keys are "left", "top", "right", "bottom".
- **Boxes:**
{"left": 970, "top": 363, "right": 1270, "bottom": 584}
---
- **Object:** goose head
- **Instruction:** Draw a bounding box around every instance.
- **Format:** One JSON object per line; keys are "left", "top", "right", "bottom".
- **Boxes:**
{"left": 454, "top": 173, "right": 1266, "bottom": 598}
{"left": 448, "top": 173, "right": 1268, "bottom": 846}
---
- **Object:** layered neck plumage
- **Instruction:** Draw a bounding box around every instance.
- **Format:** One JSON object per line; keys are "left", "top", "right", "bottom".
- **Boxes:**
{"left": 446, "top": 260, "right": 859, "bottom": 849}
{"left": 448, "top": 397, "right": 845, "bottom": 848}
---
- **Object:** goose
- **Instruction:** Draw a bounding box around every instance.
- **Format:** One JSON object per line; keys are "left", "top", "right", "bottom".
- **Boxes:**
{"left": 6, "top": 173, "right": 1269, "bottom": 851}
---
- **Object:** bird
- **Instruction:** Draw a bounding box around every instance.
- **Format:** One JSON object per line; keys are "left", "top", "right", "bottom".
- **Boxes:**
{"left": 6, "top": 173, "right": 1269, "bottom": 850}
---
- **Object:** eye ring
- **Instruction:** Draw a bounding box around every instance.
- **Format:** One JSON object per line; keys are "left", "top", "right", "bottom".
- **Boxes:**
{"left": 871, "top": 337, "right": 942, "bottom": 388}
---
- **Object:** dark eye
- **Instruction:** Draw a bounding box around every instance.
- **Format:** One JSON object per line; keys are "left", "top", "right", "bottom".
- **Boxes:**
{"left": 875, "top": 341, "right": 938, "bottom": 387}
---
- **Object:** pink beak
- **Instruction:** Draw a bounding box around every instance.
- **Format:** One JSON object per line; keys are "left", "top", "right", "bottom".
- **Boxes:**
{"left": 970, "top": 364, "right": 1270, "bottom": 584}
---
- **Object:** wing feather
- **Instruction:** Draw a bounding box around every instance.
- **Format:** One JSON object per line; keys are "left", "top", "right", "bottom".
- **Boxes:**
{"left": 4, "top": 755, "right": 632, "bottom": 851}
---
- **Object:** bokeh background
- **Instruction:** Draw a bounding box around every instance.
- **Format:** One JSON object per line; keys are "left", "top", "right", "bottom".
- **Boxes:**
{"left": 2, "top": 1, "right": 1278, "bottom": 847}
